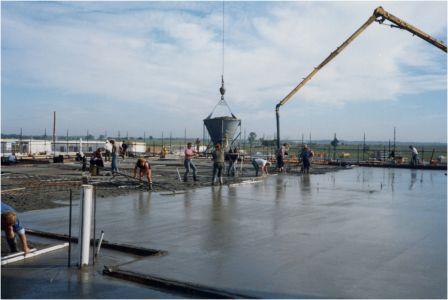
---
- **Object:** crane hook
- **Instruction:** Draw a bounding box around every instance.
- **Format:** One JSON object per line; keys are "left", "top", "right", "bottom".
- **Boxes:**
{"left": 220, "top": 75, "right": 226, "bottom": 99}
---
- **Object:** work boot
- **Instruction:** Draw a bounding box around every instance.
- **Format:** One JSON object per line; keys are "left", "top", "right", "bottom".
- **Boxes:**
{"left": 219, "top": 177, "right": 223, "bottom": 185}
{"left": 148, "top": 182, "right": 153, "bottom": 191}
{"left": 6, "top": 236, "right": 19, "bottom": 253}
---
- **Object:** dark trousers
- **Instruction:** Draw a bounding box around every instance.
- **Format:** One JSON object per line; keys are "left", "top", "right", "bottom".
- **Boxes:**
{"left": 252, "top": 160, "right": 260, "bottom": 176}
{"left": 227, "top": 161, "right": 236, "bottom": 176}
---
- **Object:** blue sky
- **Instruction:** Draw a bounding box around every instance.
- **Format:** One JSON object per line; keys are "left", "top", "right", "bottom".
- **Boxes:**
{"left": 1, "top": 1, "right": 446, "bottom": 142}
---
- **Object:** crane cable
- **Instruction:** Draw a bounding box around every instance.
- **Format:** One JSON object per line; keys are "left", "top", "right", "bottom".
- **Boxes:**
{"left": 206, "top": 0, "right": 236, "bottom": 119}
{"left": 222, "top": 0, "right": 225, "bottom": 78}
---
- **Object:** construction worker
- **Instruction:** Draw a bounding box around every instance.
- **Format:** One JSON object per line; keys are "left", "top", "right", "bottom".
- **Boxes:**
{"left": 184, "top": 142, "right": 198, "bottom": 182}
{"left": 133, "top": 158, "right": 153, "bottom": 190}
{"left": 110, "top": 140, "right": 120, "bottom": 173}
{"left": 227, "top": 147, "right": 239, "bottom": 177}
{"left": 277, "top": 143, "right": 288, "bottom": 172}
{"left": 212, "top": 143, "right": 225, "bottom": 185}
{"left": 104, "top": 140, "right": 112, "bottom": 162}
{"left": 409, "top": 145, "right": 419, "bottom": 167}
{"left": 299, "top": 144, "right": 314, "bottom": 174}
{"left": 121, "top": 140, "right": 128, "bottom": 158}
{"left": 1, "top": 202, "right": 30, "bottom": 254}
{"left": 252, "top": 157, "right": 271, "bottom": 177}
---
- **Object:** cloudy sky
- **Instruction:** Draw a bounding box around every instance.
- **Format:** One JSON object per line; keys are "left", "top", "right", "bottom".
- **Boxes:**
{"left": 1, "top": 1, "right": 446, "bottom": 142}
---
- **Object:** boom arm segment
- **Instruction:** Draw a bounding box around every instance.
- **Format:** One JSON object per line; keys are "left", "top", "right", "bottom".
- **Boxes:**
{"left": 275, "top": 6, "right": 447, "bottom": 149}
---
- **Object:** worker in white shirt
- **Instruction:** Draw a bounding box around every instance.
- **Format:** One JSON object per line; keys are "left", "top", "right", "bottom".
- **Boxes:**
{"left": 409, "top": 145, "right": 419, "bottom": 167}
{"left": 252, "top": 158, "right": 271, "bottom": 177}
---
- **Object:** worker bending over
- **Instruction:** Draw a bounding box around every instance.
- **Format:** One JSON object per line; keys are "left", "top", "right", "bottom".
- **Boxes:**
{"left": 134, "top": 158, "right": 153, "bottom": 190}
{"left": 1, "top": 202, "right": 30, "bottom": 254}
{"left": 252, "top": 158, "right": 271, "bottom": 177}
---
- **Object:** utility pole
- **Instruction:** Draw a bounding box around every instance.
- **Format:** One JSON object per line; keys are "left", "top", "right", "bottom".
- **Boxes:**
{"left": 126, "top": 131, "right": 129, "bottom": 140}
{"left": 66, "top": 129, "right": 69, "bottom": 154}
{"left": 169, "top": 132, "right": 172, "bottom": 150}
{"left": 388, "top": 139, "right": 391, "bottom": 157}
{"left": 86, "top": 130, "right": 89, "bottom": 153}
{"left": 52, "top": 111, "right": 56, "bottom": 156}
{"left": 44, "top": 128, "right": 47, "bottom": 155}
{"left": 184, "top": 128, "right": 187, "bottom": 146}
{"left": 20, "top": 128, "right": 23, "bottom": 154}
{"left": 393, "top": 127, "right": 396, "bottom": 155}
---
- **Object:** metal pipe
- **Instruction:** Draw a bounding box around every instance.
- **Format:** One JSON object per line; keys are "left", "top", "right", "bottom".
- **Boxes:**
{"left": 275, "top": 105, "right": 280, "bottom": 150}
{"left": 92, "top": 186, "right": 97, "bottom": 265}
{"left": 68, "top": 189, "right": 72, "bottom": 268}
{"left": 95, "top": 231, "right": 105, "bottom": 258}
{"left": 78, "top": 184, "right": 93, "bottom": 267}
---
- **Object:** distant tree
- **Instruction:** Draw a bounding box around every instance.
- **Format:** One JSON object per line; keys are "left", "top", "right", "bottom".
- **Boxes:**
{"left": 149, "top": 136, "right": 154, "bottom": 140}
{"left": 86, "top": 134, "right": 95, "bottom": 140}
{"left": 248, "top": 132, "right": 257, "bottom": 154}
{"left": 248, "top": 132, "right": 257, "bottom": 146}
{"left": 98, "top": 134, "right": 106, "bottom": 140}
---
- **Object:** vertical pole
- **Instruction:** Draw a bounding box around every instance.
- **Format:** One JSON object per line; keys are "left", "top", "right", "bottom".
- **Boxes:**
{"left": 92, "top": 186, "right": 97, "bottom": 265}
{"left": 79, "top": 185, "right": 93, "bottom": 267}
{"left": 66, "top": 129, "right": 69, "bottom": 154}
{"left": 52, "top": 111, "right": 56, "bottom": 156}
{"left": 184, "top": 128, "right": 187, "bottom": 147}
{"left": 162, "top": 132, "right": 164, "bottom": 147}
{"left": 393, "top": 127, "right": 396, "bottom": 154}
{"left": 44, "top": 128, "right": 47, "bottom": 156}
{"left": 275, "top": 106, "right": 280, "bottom": 150}
{"left": 309, "top": 132, "right": 311, "bottom": 145}
{"left": 357, "top": 144, "right": 360, "bottom": 164}
{"left": 170, "top": 132, "right": 172, "bottom": 150}
{"left": 388, "top": 139, "right": 391, "bottom": 157}
{"left": 20, "top": 128, "right": 23, "bottom": 155}
{"left": 68, "top": 189, "right": 72, "bottom": 267}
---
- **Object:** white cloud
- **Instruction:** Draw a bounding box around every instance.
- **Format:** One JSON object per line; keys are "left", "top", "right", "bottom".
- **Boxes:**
{"left": 1, "top": 1, "right": 446, "bottom": 139}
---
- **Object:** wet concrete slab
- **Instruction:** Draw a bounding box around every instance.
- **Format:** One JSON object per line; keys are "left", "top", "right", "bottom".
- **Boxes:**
{"left": 19, "top": 167, "right": 447, "bottom": 298}
{"left": 1, "top": 236, "right": 181, "bottom": 299}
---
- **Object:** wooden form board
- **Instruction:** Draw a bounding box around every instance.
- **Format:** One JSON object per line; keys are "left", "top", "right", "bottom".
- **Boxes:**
{"left": 1, "top": 243, "right": 68, "bottom": 265}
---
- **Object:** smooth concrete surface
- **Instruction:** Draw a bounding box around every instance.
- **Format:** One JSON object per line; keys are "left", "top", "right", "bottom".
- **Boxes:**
{"left": 1, "top": 236, "right": 181, "bottom": 299}
{"left": 19, "top": 167, "right": 447, "bottom": 298}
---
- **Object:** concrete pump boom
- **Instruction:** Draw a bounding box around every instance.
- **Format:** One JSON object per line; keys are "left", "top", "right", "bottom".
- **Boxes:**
{"left": 275, "top": 6, "right": 447, "bottom": 149}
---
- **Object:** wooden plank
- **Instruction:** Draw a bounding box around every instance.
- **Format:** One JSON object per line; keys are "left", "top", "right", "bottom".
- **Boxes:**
{"left": 1, "top": 243, "right": 68, "bottom": 265}
{"left": 1, "top": 248, "right": 37, "bottom": 260}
